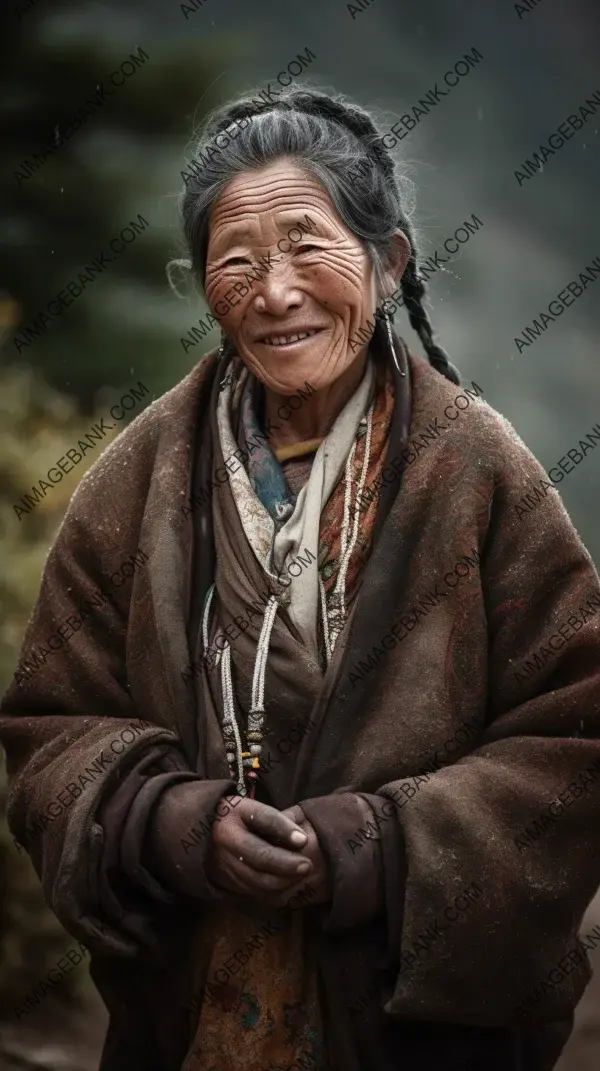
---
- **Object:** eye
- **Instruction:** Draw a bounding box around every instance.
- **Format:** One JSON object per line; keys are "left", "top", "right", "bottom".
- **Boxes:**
{"left": 222, "top": 255, "right": 252, "bottom": 267}
{"left": 295, "top": 244, "right": 320, "bottom": 254}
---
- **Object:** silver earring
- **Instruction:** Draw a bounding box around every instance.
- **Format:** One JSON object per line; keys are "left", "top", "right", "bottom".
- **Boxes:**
{"left": 384, "top": 311, "right": 406, "bottom": 377}
{"left": 218, "top": 331, "right": 235, "bottom": 392}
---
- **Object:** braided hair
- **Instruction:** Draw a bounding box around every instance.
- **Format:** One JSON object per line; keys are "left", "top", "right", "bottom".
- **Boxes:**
{"left": 177, "top": 87, "right": 460, "bottom": 385}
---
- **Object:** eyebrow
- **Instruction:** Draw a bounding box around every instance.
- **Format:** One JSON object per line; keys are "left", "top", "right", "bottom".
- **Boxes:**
{"left": 211, "top": 216, "right": 325, "bottom": 257}
{"left": 216, "top": 223, "right": 255, "bottom": 245}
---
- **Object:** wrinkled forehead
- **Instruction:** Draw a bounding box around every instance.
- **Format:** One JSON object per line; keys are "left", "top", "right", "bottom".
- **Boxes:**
{"left": 207, "top": 159, "right": 346, "bottom": 248}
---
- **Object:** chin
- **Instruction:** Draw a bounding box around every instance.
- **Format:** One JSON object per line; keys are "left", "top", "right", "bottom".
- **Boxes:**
{"left": 244, "top": 352, "right": 322, "bottom": 394}
{"left": 242, "top": 341, "right": 348, "bottom": 396}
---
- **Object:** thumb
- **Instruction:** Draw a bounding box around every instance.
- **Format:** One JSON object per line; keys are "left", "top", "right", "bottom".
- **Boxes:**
{"left": 282, "top": 804, "right": 306, "bottom": 825}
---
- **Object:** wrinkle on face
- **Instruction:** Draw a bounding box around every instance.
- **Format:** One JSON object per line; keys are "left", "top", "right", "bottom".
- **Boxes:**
{"left": 205, "top": 159, "right": 380, "bottom": 396}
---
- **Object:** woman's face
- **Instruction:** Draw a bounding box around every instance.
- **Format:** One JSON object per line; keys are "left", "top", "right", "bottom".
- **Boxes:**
{"left": 205, "top": 159, "right": 408, "bottom": 395}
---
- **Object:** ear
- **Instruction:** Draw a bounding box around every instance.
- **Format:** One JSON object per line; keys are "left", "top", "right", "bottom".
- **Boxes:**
{"left": 380, "top": 230, "right": 411, "bottom": 299}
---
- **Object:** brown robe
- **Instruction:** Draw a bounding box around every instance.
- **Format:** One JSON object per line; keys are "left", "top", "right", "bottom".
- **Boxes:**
{"left": 2, "top": 339, "right": 600, "bottom": 1071}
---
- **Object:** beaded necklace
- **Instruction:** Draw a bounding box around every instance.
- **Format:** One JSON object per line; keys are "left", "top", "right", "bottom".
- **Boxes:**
{"left": 202, "top": 404, "right": 374, "bottom": 797}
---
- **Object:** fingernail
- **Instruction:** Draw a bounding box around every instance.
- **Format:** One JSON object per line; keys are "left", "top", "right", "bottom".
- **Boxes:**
{"left": 297, "top": 860, "right": 311, "bottom": 872}
{"left": 290, "top": 830, "right": 307, "bottom": 846}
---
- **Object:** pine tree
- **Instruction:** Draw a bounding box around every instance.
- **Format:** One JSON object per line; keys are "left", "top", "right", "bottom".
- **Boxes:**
{"left": 2, "top": 0, "right": 234, "bottom": 405}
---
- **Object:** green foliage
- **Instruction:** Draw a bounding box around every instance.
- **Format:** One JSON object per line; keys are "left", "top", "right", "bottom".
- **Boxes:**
{"left": 0, "top": 366, "right": 102, "bottom": 678}
{"left": 0, "top": 365, "right": 107, "bottom": 1012}
{"left": 2, "top": 2, "right": 237, "bottom": 403}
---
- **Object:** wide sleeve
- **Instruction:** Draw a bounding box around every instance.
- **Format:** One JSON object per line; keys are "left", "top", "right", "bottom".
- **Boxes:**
{"left": 0, "top": 468, "right": 232, "bottom": 955}
{"left": 375, "top": 447, "right": 600, "bottom": 1025}
{"left": 300, "top": 431, "right": 600, "bottom": 1027}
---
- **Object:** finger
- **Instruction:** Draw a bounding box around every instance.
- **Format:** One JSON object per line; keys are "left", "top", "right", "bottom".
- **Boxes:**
{"left": 239, "top": 800, "right": 308, "bottom": 848}
{"left": 238, "top": 799, "right": 307, "bottom": 846}
{"left": 281, "top": 804, "right": 305, "bottom": 826}
{"left": 228, "top": 856, "right": 308, "bottom": 894}
{"left": 227, "top": 826, "right": 312, "bottom": 878}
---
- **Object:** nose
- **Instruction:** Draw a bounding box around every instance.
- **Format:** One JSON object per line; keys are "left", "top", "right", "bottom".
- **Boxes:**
{"left": 251, "top": 257, "right": 305, "bottom": 316}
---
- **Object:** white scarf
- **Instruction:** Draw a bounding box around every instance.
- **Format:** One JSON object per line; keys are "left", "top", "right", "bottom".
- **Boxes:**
{"left": 216, "top": 359, "right": 376, "bottom": 662}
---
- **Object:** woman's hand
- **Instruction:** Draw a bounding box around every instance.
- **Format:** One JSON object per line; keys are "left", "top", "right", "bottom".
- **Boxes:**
{"left": 258, "top": 804, "right": 333, "bottom": 909}
{"left": 205, "top": 796, "right": 313, "bottom": 896}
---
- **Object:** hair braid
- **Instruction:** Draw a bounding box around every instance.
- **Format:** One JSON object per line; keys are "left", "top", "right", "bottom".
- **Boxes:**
{"left": 211, "top": 99, "right": 269, "bottom": 133}
{"left": 211, "top": 90, "right": 396, "bottom": 178}
{"left": 400, "top": 246, "right": 460, "bottom": 384}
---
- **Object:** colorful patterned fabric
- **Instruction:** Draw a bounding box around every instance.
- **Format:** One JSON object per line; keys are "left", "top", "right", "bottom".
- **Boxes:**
{"left": 237, "top": 357, "right": 396, "bottom": 609}
{"left": 238, "top": 374, "right": 296, "bottom": 528}
{"left": 313, "top": 359, "right": 395, "bottom": 607}
{"left": 183, "top": 901, "right": 327, "bottom": 1071}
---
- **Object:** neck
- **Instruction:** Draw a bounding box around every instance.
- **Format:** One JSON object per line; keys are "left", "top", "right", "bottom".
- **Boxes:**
{"left": 264, "top": 348, "right": 369, "bottom": 450}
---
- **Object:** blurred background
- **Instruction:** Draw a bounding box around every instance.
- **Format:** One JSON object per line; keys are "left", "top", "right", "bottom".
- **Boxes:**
{"left": 0, "top": 0, "right": 599, "bottom": 1066}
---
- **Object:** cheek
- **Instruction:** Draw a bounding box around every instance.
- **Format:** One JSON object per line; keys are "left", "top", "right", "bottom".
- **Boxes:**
{"left": 310, "top": 250, "right": 370, "bottom": 311}
{"left": 205, "top": 272, "right": 250, "bottom": 330}
{"left": 205, "top": 246, "right": 372, "bottom": 337}
{"left": 310, "top": 248, "right": 368, "bottom": 295}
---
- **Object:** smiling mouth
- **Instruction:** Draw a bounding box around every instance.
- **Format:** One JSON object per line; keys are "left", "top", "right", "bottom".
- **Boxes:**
{"left": 258, "top": 328, "right": 325, "bottom": 348}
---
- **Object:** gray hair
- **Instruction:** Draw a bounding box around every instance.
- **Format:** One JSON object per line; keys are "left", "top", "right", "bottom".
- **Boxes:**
{"left": 170, "top": 85, "right": 459, "bottom": 384}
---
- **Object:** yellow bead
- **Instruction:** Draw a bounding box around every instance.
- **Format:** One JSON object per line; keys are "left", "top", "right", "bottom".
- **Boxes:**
{"left": 252, "top": 757, "right": 261, "bottom": 769}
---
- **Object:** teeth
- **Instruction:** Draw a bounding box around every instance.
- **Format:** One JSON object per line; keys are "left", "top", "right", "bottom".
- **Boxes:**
{"left": 262, "top": 329, "right": 319, "bottom": 346}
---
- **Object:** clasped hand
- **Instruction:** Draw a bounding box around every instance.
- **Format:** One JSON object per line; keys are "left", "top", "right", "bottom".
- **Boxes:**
{"left": 205, "top": 797, "right": 331, "bottom": 908}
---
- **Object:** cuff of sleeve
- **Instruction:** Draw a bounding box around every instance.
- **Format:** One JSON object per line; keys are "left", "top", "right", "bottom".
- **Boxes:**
{"left": 298, "top": 792, "right": 385, "bottom": 932}
{"left": 121, "top": 770, "right": 204, "bottom": 903}
{"left": 143, "top": 776, "right": 237, "bottom": 902}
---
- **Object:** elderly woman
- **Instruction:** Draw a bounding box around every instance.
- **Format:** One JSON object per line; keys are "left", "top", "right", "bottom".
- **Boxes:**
{"left": 3, "top": 87, "right": 600, "bottom": 1071}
